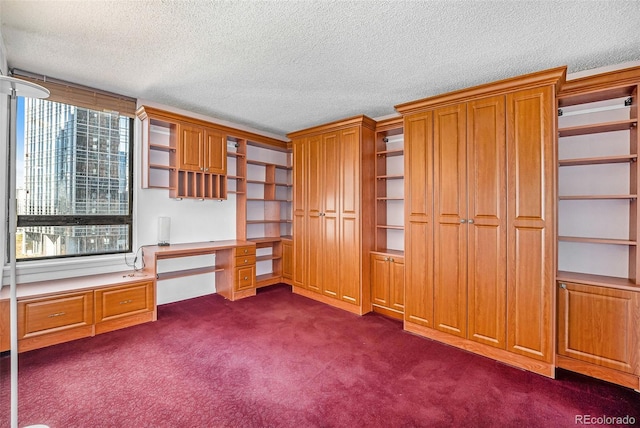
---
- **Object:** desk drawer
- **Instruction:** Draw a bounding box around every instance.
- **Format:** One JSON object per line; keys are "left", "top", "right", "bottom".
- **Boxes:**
{"left": 95, "top": 281, "right": 154, "bottom": 323}
{"left": 18, "top": 291, "right": 94, "bottom": 339}
{"left": 235, "top": 254, "right": 256, "bottom": 267}
{"left": 235, "top": 245, "right": 256, "bottom": 257}
{"left": 235, "top": 265, "right": 256, "bottom": 291}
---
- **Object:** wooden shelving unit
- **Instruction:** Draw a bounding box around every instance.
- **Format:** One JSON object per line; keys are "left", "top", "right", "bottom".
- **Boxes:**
{"left": 243, "top": 145, "right": 292, "bottom": 288}
{"left": 556, "top": 66, "right": 640, "bottom": 390}
{"left": 374, "top": 117, "right": 404, "bottom": 254}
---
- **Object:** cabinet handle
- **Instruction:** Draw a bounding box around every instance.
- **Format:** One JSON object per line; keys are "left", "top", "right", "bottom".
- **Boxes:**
{"left": 559, "top": 283, "right": 567, "bottom": 290}
{"left": 243, "top": 249, "right": 248, "bottom": 254}
{"left": 244, "top": 259, "right": 249, "bottom": 263}
{"left": 468, "top": 219, "right": 474, "bottom": 224}
{"left": 48, "top": 312, "right": 66, "bottom": 318}
{"left": 384, "top": 257, "right": 389, "bottom": 261}
{"left": 460, "top": 219, "right": 467, "bottom": 223}
{"left": 244, "top": 276, "right": 249, "bottom": 280}
{"left": 119, "top": 299, "right": 133, "bottom": 305}
{"left": 390, "top": 258, "right": 394, "bottom": 262}
{"left": 205, "top": 168, "right": 209, "bottom": 172}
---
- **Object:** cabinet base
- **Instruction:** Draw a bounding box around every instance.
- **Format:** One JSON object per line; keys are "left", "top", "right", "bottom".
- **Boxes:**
{"left": 372, "top": 304, "right": 403, "bottom": 321}
{"left": 19, "top": 325, "right": 94, "bottom": 353}
{"left": 404, "top": 321, "right": 555, "bottom": 378}
{"left": 293, "top": 286, "right": 369, "bottom": 316}
{"left": 557, "top": 354, "right": 640, "bottom": 391}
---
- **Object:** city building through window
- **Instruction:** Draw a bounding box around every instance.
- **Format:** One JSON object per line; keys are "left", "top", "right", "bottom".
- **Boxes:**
{"left": 15, "top": 91, "right": 134, "bottom": 260}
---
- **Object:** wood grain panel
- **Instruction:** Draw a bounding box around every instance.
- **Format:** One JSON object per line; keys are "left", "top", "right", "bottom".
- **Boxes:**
{"left": 371, "top": 253, "right": 390, "bottom": 306}
{"left": 433, "top": 104, "right": 467, "bottom": 338}
{"left": 306, "top": 135, "right": 323, "bottom": 293}
{"left": 0, "top": 300, "right": 8, "bottom": 352}
{"left": 95, "top": 282, "right": 153, "bottom": 323}
{"left": 558, "top": 282, "right": 639, "bottom": 374}
{"left": 340, "top": 216, "right": 360, "bottom": 304}
{"left": 18, "top": 291, "right": 94, "bottom": 339}
{"left": 403, "top": 111, "right": 433, "bottom": 327}
{"left": 506, "top": 86, "right": 555, "bottom": 362}
{"left": 292, "top": 139, "right": 306, "bottom": 288}
{"left": 179, "top": 123, "right": 204, "bottom": 171}
{"left": 390, "top": 256, "right": 405, "bottom": 312}
{"left": 204, "top": 128, "right": 226, "bottom": 174}
{"left": 467, "top": 95, "right": 507, "bottom": 349}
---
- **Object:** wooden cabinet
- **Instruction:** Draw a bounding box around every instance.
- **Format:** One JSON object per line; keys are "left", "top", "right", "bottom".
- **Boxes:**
{"left": 396, "top": 66, "right": 565, "bottom": 377}
{"left": 94, "top": 281, "right": 155, "bottom": 335}
{"left": 234, "top": 246, "right": 257, "bottom": 292}
{"left": 289, "top": 116, "right": 376, "bottom": 315}
{"left": 18, "top": 291, "right": 94, "bottom": 352}
{"left": 138, "top": 106, "right": 286, "bottom": 201}
{"left": 281, "top": 238, "right": 293, "bottom": 284}
{"left": 557, "top": 281, "right": 639, "bottom": 389}
{"left": 0, "top": 299, "right": 8, "bottom": 352}
{"left": 370, "top": 252, "right": 404, "bottom": 319}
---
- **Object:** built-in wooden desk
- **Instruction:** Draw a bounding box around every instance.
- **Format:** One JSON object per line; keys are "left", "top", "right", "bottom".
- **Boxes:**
{"left": 0, "top": 240, "right": 258, "bottom": 353}
{"left": 141, "top": 240, "right": 257, "bottom": 302}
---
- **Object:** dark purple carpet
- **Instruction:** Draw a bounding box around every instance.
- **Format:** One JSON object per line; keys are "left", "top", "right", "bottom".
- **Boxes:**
{"left": 1, "top": 283, "right": 638, "bottom": 427}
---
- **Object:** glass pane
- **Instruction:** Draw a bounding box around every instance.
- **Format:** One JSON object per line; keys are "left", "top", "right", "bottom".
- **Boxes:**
{"left": 15, "top": 97, "right": 132, "bottom": 260}
{"left": 17, "top": 225, "right": 130, "bottom": 259}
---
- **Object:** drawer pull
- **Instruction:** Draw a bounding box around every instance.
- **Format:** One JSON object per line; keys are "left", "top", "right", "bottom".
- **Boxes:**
{"left": 244, "top": 276, "right": 249, "bottom": 281}
{"left": 244, "top": 259, "right": 249, "bottom": 263}
{"left": 48, "top": 312, "right": 66, "bottom": 318}
{"left": 243, "top": 249, "right": 248, "bottom": 254}
{"left": 119, "top": 299, "right": 133, "bottom": 305}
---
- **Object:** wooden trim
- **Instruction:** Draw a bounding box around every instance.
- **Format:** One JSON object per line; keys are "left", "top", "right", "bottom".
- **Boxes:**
{"left": 136, "top": 106, "right": 288, "bottom": 150}
{"left": 95, "top": 312, "right": 154, "bottom": 335}
{"left": 559, "top": 65, "right": 640, "bottom": 100}
{"left": 292, "top": 286, "right": 369, "bottom": 316}
{"left": 372, "top": 305, "right": 404, "bottom": 321}
{"left": 375, "top": 116, "right": 404, "bottom": 133}
{"left": 395, "top": 66, "right": 567, "bottom": 115}
{"left": 18, "top": 325, "right": 94, "bottom": 353}
{"left": 286, "top": 115, "right": 377, "bottom": 139}
{"left": 556, "top": 354, "right": 640, "bottom": 390}
{"left": 404, "top": 321, "right": 556, "bottom": 378}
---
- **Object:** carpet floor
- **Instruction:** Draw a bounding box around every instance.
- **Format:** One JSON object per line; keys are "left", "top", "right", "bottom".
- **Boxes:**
{"left": 1, "top": 283, "right": 638, "bottom": 427}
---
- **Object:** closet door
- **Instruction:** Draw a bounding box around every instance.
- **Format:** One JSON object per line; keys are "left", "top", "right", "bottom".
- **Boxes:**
{"left": 433, "top": 103, "right": 467, "bottom": 338}
{"left": 404, "top": 112, "right": 434, "bottom": 327}
{"left": 322, "top": 132, "right": 341, "bottom": 298}
{"left": 506, "top": 85, "right": 556, "bottom": 362}
{"left": 339, "top": 126, "right": 361, "bottom": 304}
{"left": 467, "top": 95, "right": 507, "bottom": 349}
{"left": 307, "top": 134, "right": 324, "bottom": 293}
{"left": 293, "top": 138, "right": 307, "bottom": 289}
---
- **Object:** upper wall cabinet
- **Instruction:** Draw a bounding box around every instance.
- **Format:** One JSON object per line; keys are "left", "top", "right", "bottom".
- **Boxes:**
{"left": 136, "top": 106, "right": 286, "bottom": 200}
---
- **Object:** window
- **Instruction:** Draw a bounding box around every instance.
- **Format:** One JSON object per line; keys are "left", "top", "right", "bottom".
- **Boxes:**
{"left": 14, "top": 78, "right": 135, "bottom": 260}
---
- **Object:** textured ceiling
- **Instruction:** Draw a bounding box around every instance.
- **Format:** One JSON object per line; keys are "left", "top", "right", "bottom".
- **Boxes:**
{"left": 1, "top": 0, "right": 640, "bottom": 139}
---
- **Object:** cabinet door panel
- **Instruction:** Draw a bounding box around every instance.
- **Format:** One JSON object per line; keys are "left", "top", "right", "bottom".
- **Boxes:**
{"left": 433, "top": 104, "right": 467, "bottom": 338}
{"left": 293, "top": 139, "right": 307, "bottom": 288}
{"left": 282, "top": 240, "right": 293, "bottom": 280}
{"left": 558, "top": 282, "right": 639, "bottom": 374}
{"left": 306, "top": 136, "right": 323, "bottom": 293}
{"left": 179, "top": 124, "right": 204, "bottom": 171}
{"left": 371, "top": 254, "right": 390, "bottom": 306}
{"left": 390, "top": 257, "right": 405, "bottom": 312}
{"left": 95, "top": 282, "right": 153, "bottom": 322}
{"left": 340, "top": 216, "right": 360, "bottom": 304}
{"left": 467, "top": 95, "right": 507, "bottom": 349}
{"left": 404, "top": 111, "right": 433, "bottom": 327}
{"left": 0, "top": 300, "right": 9, "bottom": 352}
{"left": 18, "top": 292, "right": 93, "bottom": 338}
{"left": 323, "top": 214, "right": 340, "bottom": 297}
{"left": 204, "top": 129, "right": 226, "bottom": 174}
{"left": 405, "top": 220, "right": 433, "bottom": 326}
{"left": 506, "top": 86, "right": 555, "bottom": 362}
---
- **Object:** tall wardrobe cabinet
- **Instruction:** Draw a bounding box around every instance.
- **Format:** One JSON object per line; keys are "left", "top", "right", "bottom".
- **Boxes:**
{"left": 288, "top": 116, "right": 376, "bottom": 315}
{"left": 395, "top": 67, "right": 566, "bottom": 376}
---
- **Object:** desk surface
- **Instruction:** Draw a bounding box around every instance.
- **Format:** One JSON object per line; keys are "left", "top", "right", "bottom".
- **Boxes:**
{"left": 142, "top": 240, "right": 255, "bottom": 259}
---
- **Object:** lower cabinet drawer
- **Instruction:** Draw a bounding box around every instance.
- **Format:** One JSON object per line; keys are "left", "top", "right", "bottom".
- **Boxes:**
{"left": 18, "top": 291, "right": 94, "bottom": 340}
{"left": 95, "top": 281, "right": 154, "bottom": 323}
{"left": 235, "top": 265, "right": 256, "bottom": 291}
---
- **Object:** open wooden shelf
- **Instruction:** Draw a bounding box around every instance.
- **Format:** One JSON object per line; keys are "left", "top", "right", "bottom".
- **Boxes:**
{"left": 558, "top": 118, "right": 637, "bottom": 137}
{"left": 559, "top": 194, "right": 637, "bottom": 200}
{"left": 558, "top": 236, "right": 637, "bottom": 246}
{"left": 559, "top": 154, "right": 637, "bottom": 166}
{"left": 556, "top": 270, "right": 640, "bottom": 292}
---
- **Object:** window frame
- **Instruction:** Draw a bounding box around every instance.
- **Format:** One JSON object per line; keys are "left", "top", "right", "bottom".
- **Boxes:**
{"left": 11, "top": 76, "right": 136, "bottom": 262}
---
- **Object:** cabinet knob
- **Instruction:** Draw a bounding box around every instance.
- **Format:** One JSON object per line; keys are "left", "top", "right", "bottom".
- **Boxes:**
{"left": 390, "top": 258, "right": 394, "bottom": 262}
{"left": 460, "top": 219, "right": 467, "bottom": 223}
{"left": 384, "top": 257, "right": 389, "bottom": 261}
{"left": 559, "top": 283, "right": 567, "bottom": 290}
{"left": 244, "top": 259, "right": 248, "bottom": 263}
{"left": 244, "top": 276, "right": 249, "bottom": 280}
{"left": 468, "top": 219, "right": 474, "bottom": 224}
